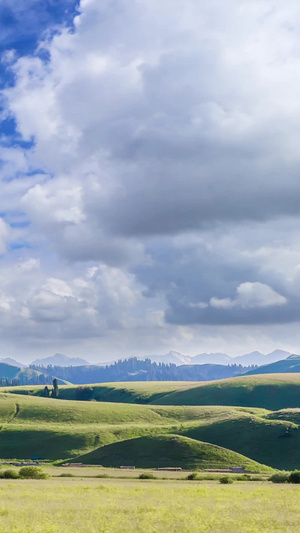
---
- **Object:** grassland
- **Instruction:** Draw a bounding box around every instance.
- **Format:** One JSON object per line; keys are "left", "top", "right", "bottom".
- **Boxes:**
{"left": 0, "top": 389, "right": 299, "bottom": 469}
{"left": 1, "top": 375, "right": 299, "bottom": 531}
{"left": 74, "top": 434, "right": 267, "bottom": 470}
{"left": 8, "top": 373, "right": 300, "bottom": 410}
{"left": 0, "top": 477, "right": 299, "bottom": 532}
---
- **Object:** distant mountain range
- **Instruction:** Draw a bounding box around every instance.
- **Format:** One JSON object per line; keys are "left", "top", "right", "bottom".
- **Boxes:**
{"left": 0, "top": 362, "right": 67, "bottom": 386}
{"left": 31, "top": 353, "right": 89, "bottom": 367}
{"left": 0, "top": 349, "right": 292, "bottom": 368}
{"left": 30, "top": 358, "right": 255, "bottom": 385}
{"left": 0, "top": 350, "right": 298, "bottom": 386}
{"left": 0, "top": 358, "right": 26, "bottom": 368}
{"left": 142, "top": 349, "right": 291, "bottom": 367}
{"left": 245, "top": 354, "right": 300, "bottom": 375}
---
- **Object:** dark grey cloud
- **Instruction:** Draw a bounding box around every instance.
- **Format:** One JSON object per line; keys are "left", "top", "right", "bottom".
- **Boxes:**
{"left": 133, "top": 227, "right": 300, "bottom": 326}
{"left": 166, "top": 298, "right": 300, "bottom": 326}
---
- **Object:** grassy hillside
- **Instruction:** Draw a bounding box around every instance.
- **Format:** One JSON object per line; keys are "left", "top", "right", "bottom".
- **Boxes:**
{"left": 74, "top": 434, "right": 271, "bottom": 470}
{"left": 151, "top": 374, "right": 300, "bottom": 410}
{"left": 0, "top": 363, "right": 43, "bottom": 382}
{"left": 0, "top": 391, "right": 298, "bottom": 468}
{"left": 0, "top": 363, "right": 68, "bottom": 386}
{"left": 7, "top": 374, "right": 300, "bottom": 410}
{"left": 180, "top": 413, "right": 299, "bottom": 470}
{"left": 5, "top": 381, "right": 194, "bottom": 403}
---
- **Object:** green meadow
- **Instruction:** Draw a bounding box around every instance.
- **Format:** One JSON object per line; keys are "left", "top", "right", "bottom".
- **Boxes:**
{"left": 0, "top": 375, "right": 300, "bottom": 530}
{"left": 0, "top": 478, "right": 299, "bottom": 533}
{"left": 0, "top": 392, "right": 273, "bottom": 469}
{"left": 0, "top": 378, "right": 299, "bottom": 469}
{"left": 8, "top": 373, "right": 300, "bottom": 410}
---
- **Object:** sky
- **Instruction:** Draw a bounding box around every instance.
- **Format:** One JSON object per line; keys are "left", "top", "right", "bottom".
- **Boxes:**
{"left": 1, "top": 0, "right": 300, "bottom": 362}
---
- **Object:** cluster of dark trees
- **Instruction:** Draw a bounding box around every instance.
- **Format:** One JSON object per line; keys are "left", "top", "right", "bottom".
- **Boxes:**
{"left": 0, "top": 373, "right": 55, "bottom": 387}
{"left": 0, "top": 378, "right": 21, "bottom": 387}
{"left": 21, "top": 373, "right": 54, "bottom": 386}
{"left": 41, "top": 379, "right": 59, "bottom": 398}
{"left": 30, "top": 358, "right": 257, "bottom": 385}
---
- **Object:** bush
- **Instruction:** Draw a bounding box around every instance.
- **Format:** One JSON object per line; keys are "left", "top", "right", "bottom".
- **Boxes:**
{"left": 3, "top": 470, "right": 19, "bottom": 479}
{"left": 219, "top": 476, "right": 233, "bottom": 484}
{"left": 187, "top": 472, "right": 198, "bottom": 480}
{"left": 95, "top": 474, "right": 109, "bottom": 478}
{"left": 139, "top": 473, "right": 156, "bottom": 479}
{"left": 235, "top": 474, "right": 251, "bottom": 481}
{"left": 196, "top": 475, "right": 215, "bottom": 481}
{"left": 269, "top": 472, "right": 289, "bottom": 484}
{"left": 288, "top": 471, "right": 300, "bottom": 484}
{"left": 59, "top": 473, "right": 74, "bottom": 477}
{"left": 76, "top": 386, "right": 94, "bottom": 401}
{"left": 19, "top": 466, "right": 50, "bottom": 480}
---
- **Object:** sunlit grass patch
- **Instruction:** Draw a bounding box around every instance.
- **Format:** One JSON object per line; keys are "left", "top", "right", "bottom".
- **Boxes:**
{"left": 0, "top": 479, "right": 299, "bottom": 532}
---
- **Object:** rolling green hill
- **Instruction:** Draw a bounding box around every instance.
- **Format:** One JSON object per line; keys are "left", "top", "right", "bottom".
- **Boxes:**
{"left": 5, "top": 381, "right": 196, "bottom": 403}
{"left": 74, "top": 434, "right": 270, "bottom": 470}
{"left": 0, "top": 391, "right": 298, "bottom": 469}
{"left": 149, "top": 374, "right": 300, "bottom": 410}
{"left": 7, "top": 374, "right": 300, "bottom": 410}
{"left": 0, "top": 363, "right": 68, "bottom": 386}
{"left": 0, "top": 363, "right": 43, "bottom": 382}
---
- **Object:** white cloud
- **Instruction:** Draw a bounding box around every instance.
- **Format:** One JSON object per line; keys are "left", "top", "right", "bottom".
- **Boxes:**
{"left": 4, "top": 0, "right": 300, "bottom": 256}
{"left": 210, "top": 282, "right": 287, "bottom": 309}
{"left": 1, "top": 1, "right": 300, "bottom": 358}
{"left": 18, "top": 258, "right": 40, "bottom": 271}
{"left": 0, "top": 218, "right": 10, "bottom": 254}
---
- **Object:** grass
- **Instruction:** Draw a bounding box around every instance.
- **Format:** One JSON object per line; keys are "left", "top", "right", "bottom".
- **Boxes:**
{"left": 0, "top": 391, "right": 298, "bottom": 468}
{"left": 7, "top": 373, "right": 300, "bottom": 410}
{"left": 150, "top": 374, "right": 300, "bottom": 410}
{"left": 1, "top": 376, "right": 300, "bottom": 531}
{"left": 0, "top": 478, "right": 298, "bottom": 532}
{"left": 35, "top": 465, "right": 271, "bottom": 481}
{"left": 180, "top": 413, "right": 300, "bottom": 470}
{"left": 74, "top": 434, "right": 270, "bottom": 471}
{"left": 4, "top": 381, "right": 194, "bottom": 403}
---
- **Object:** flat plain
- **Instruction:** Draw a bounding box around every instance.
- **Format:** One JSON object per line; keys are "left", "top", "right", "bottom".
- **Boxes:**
{"left": 0, "top": 477, "right": 299, "bottom": 533}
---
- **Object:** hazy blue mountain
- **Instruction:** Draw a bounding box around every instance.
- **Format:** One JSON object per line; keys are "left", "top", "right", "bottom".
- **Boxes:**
{"left": 232, "top": 351, "right": 265, "bottom": 366}
{"left": 144, "top": 351, "right": 191, "bottom": 365}
{"left": 31, "top": 353, "right": 89, "bottom": 367}
{"left": 142, "top": 349, "right": 291, "bottom": 366}
{"left": 233, "top": 350, "right": 291, "bottom": 366}
{"left": 245, "top": 354, "right": 300, "bottom": 375}
{"left": 34, "top": 349, "right": 291, "bottom": 368}
{"left": 142, "top": 351, "right": 231, "bottom": 365}
{"left": 0, "top": 358, "right": 25, "bottom": 368}
{"left": 264, "top": 350, "right": 292, "bottom": 363}
{"left": 0, "top": 362, "right": 68, "bottom": 385}
{"left": 32, "top": 357, "right": 252, "bottom": 384}
{"left": 192, "top": 353, "right": 232, "bottom": 365}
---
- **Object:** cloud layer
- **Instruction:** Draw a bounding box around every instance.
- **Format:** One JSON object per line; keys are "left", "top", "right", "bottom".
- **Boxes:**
{"left": 1, "top": 0, "right": 300, "bottom": 359}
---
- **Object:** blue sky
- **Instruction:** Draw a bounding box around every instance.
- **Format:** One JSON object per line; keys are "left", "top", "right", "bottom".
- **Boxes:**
{"left": 0, "top": 1, "right": 78, "bottom": 140}
{"left": 0, "top": 1, "right": 78, "bottom": 56}
{"left": 1, "top": 0, "right": 300, "bottom": 362}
